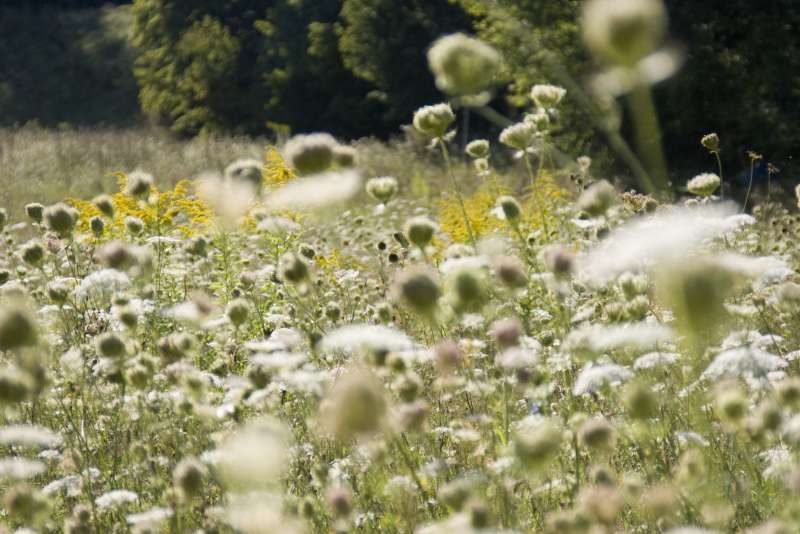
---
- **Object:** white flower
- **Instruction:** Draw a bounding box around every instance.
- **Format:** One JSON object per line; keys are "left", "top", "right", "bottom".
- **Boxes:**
{"left": 320, "top": 324, "right": 413, "bottom": 354}
{"left": 0, "top": 457, "right": 46, "bottom": 479}
{"left": 563, "top": 321, "right": 673, "bottom": 356}
{"left": 96, "top": 489, "right": 138, "bottom": 509}
{"left": 496, "top": 347, "right": 540, "bottom": 370}
{"left": 686, "top": 173, "right": 720, "bottom": 197}
{"left": 573, "top": 363, "right": 633, "bottom": 395}
{"left": 760, "top": 446, "right": 792, "bottom": 480}
{"left": 75, "top": 269, "right": 131, "bottom": 303}
{"left": 0, "top": 425, "right": 61, "bottom": 448}
{"left": 633, "top": 351, "right": 681, "bottom": 370}
{"left": 43, "top": 474, "right": 82, "bottom": 496}
{"left": 701, "top": 347, "right": 787, "bottom": 383}
{"left": 579, "top": 203, "right": 738, "bottom": 282}
{"left": 264, "top": 170, "right": 361, "bottom": 212}
{"left": 530, "top": 84, "right": 567, "bottom": 109}
{"left": 127, "top": 507, "right": 174, "bottom": 528}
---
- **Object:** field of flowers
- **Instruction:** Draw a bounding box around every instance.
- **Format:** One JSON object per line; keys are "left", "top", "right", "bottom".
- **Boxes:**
{"left": 1, "top": 1, "right": 799, "bottom": 533}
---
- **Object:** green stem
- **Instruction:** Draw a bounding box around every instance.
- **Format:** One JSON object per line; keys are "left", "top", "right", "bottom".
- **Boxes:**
{"left": 439, "top": 140, "right": 476, "bottom": 248}
{"left": 743, "top": 159, "right": 755, "bottom": 213}
{"left": 713, "top": 151, "right": 724, "bottom": 199}
{"left": 627, "top": 84, "right": 670, "bottom": 198}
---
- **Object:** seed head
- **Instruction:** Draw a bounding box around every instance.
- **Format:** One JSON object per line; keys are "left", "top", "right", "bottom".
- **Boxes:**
{"left": 90, "top": 216, "right": 105, "bottom": 236}
{"left": 578, "top": 417, "right": 617, "bottom": 452}
{"left": 173, "top": 457, "right": 206, "bottom": 501}
{"left": 465, "top": 139, "right": 490, "bottom": 159}
{"left": 404, "top": 216, "right": 437, "bottom": 249}
{"left": 493, "top": 255, "right": 528, "bottom": 289}
{"left": 412, "top": 103, "right": 455, "bottom": 139}
{"left": 125, "top": 171, "right": 153, "bottom": 197}
{"left": 497, "top": 195, "right": 522, "bottom": 222}
{"left": 124, "top": 216, "right": 144, "bottom": 236}
{"left": 283, "top": 133, "right": 338, "bottom": 176}
{"left": 427, "top": 33, "right": 500, "bottom": 97}
{"left": 391, "top": 267, "right": 440, "bottom": 314}
{"left": 0, "top": 304, "right": 38, "bottom": 351}
{"left": 333, "top": 145, "right": 358, "bottom": 168}
{"left": 92, "top": 194, "right": 115, "bottom": 218}
{"left": 365, "top": 176, "right": 399, "bottom": 204}
{"left": 226, "top": 298, "right": 251, "bottom": 327}
{"left": 224, "top": 159, "right": 263, "bottom": 191}
{"left": 513, "top": 418, "right": 563, "bottom": 471}
{"left": 582, "top": 0, "right": 667, "bottom": 67}
{"left": 577, "top": 180, "right": 618, "bottom": 217}
{"left": 20, "top": 240, "right": 44, "bottom": 266}
{"left": 95, "top": 332, "right": 126, "bottom": 358}
{"left": 701, "top": 133, "right": 720, "bottom": 153}
{"left": 541, "top": 244, "right": 575, "bottom": 279}
{"left": 321, "top": 367, "right": 387, "bottom": 440}
{"left": 25, "top": 203, "right": 44, "bottom": 223}
{"left": 44, "top": 203, "right": 78, "bottom": 237}
{"left": 278, "top": 252, "right": 309, "bottom": 284}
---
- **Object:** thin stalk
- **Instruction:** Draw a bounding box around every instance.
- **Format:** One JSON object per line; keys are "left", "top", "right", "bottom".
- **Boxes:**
{"left": 743, "top": 158, "right": 755, "bottom": 213}
{"left": 627, "top": 84, "right": 670, "bottom": 197}
{"left": 713, "top": 151, "right": 724, "bottom": 199}
{"left": 523, "top": 154, "right": 550, "bottom": 240}
{"left": 439, "top": 140, "right": 476, "bottom": 248}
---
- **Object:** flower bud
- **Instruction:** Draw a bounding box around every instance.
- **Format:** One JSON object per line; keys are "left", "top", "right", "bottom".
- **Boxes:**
{"left": 44, "top": 203, "right": 78, "bottom": 237}
{"left": 92, "top": 194, "right": 115, "bottom": 218}
{"left": 404, "top": 216, "right": 437, "bottom": 249}
{"left": 412, "top": 103, "right": 455, "bottom": 139}
{"left": 701, "top": 133, "right": 720, "bottom": 153}
{"left": 497, "top": 195, "right": 522, "bottom": 222}
{"left": 25, "top": 203, "right": 44, "bottom": 223}
{"left": 465, "top": 139, "right": 490, "bottom": 159}
{"left": 365, "top": 176, "right": 399, "bottom": 204}
{"left": 125, "top": 171, "right": 153, "bottom": 197}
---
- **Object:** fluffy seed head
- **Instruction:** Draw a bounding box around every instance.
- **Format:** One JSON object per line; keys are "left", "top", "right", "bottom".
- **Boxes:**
{"left": 278, "top": 252, "right": 309, "bottom": 284}
{"left": 490, "top": 317, "right": 522, "bottom": 349}
{"left": 582, "top": 0, "right": 667, "bottom": 66}
{"left": 541, "top": 244, "right": 575, "bottom": 279}
{"left": 427, "top": 33, "right": 500, "bottom": 97}
{"left": 224, "top": 159, "right": 263, "bottom": 190}
{"left": 283, "top": 133, "right": 338, "bottom": 176}
{"left": 392, "top": 267, "right": 440, "bottom": 314}
{"left": 44, "top": 203, "right": 78, "bottom": 237}
{"left": 95, "top": 332, "right": 126, "bottom": 358}
{"left": 124, "top": 216, "right": 144, "bottom": 236}
{"left": 226, "top": 298, "right": 251, "bottom": 327}
{"left": 513, "top": 418, "right": 563, "bottom": 471}
{"left": 0, "top": 304, "right": 38, "bottom": 351}
{"left": 25, "top": 203, "right": 44, "bottom": 223}
{"left": 92, "top": 194, "right": 115, "bottom": 218}
{"left": 321, "top": 367, "right": 387, "bottom": 440}
{"left": 173, "top": 457, "right": 206, "bottom": 500}
{"left": 493, "top": 255, "right": 528, "bottom": 288}
{"left": 498, "top": 195, "right": 522, "bottom": 222}
{"left": 20, "top": 240, "right": 44, "bottom": 266}
{"left": 333, "top": 145, "right": 358, "bottom": 168}
{"left": 578, "top": 417, "right": 617, "bottom": 452}
{"left": 125, "top": 171, "right": 153, "bottom": 197}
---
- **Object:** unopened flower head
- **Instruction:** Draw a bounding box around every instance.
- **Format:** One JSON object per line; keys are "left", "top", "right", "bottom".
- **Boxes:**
{"left": 582, "top": 0, "right": 668, "bottom": 67}
{"left": 365, "top": 176, "right": 399, "bottom": 204}
{"left": 0, "top": 303, "right": 38, "bottom": 351}
{"left": 321, "top": 367, "right": 388, "bottom": 440}
{"left": 404, "top": 216, "right": 437, "bottom": 248}
{"left": 499, "top": 121, "right": 537, "bottom": 151}
{"left": 44, "top": 203, "right": 78, "bottom": 237}
{"left": 224, "top": 158, "right": 263, "bottom": 190}
{"left": 701, "top": 133, "right": 720, "bottom": 153}
{"left": 125, "top": 171, "right": 153, "bottom": 197}
{"left": 413, "top": 103, "right": 455, "bottom": 139}
{"left": 577, "top": 180, "right": 618, "bottom": 217}
{"left": 513, "top": 417, "right": 563, "bottom": 472}
{"left": 530, "top": 84, "right": 567, "bottom": 109}
{"left": 391, "top": 267, "right": 441, "bottom": 314}
{"left": 92, "top": 194, "right": 115, "bottom": 218}
{"left": 24, "top": 203, "right": 43, "bottom": 223}
{"left": 427, "top": 33, "right": 500, "bottom": 97}
{"left": 465, "top": 139, "right": 490, "bottom": 159}
{"left": 497, "top": 196, "right": 522, "bottom": 222}
{"left": 687, "top": 173, "right": 721, "bottom": 197}
{"left": 283, "top": 133, "right": 338, "bottom": 176}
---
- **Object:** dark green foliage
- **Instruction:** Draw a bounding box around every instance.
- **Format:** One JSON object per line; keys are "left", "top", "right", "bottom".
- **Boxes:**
{"left": 338, "top": 0, "right": 473, "bottom": 126}
{"left": 0, "top": 5, "right": 140, "bottom": 127}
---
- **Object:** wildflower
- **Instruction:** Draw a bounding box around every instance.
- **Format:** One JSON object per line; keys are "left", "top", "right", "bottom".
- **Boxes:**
{"left": 531, "top": 84, "right": 567, "bottom": 109}
{"left": 126, "top": 507, "right": 173, "bottom": 530}
{"left": 404, "top": 216, "right": 437, "bottom": 249}
{"left": 20, "top": 240, "right": 44, "bottom": 266}
{"left": 365, "top": 176, "right": 398, "bottom": 204}
{"left": 25, "top": 203, "right": 44, "bottom": 223}
{"left": 225, "top": 298, "right": 251, "bottom": 327}
{"left": 434, "top": 340, "right": 463, "bottom": 373}
{"left": 89, "top": 216, "right": 104, "bottom": 236}
{"left": 513, "top": 417, "right": 563, "bottom": 472}
{"left": 92, "top": 194, "right": 115, "bottom": 218}
{"left": 391, "top": 267, "right": 440, "bottom": 314}
{"left": 623, "top": 381, "right": 659, "bottom": 419}
{"left": 278, "top": 252, "right": 309, "bottom": 284}
{"left": 541, "top": 245, "right": 574, "bottom": 280}
{"left": 75, "top": 268, "right": 131, "bottom": 303}
{"left": 573, "top": 363, "right": 633, "bottom": 395}
{"left": 96, "top": 489, "right": 138, "bottom": 509}
{"left": 427, "top": 33, "right": 500, "bottom": 97}
{"left": 224, "top": 158, "right": 263, "bottom": 190}
{"left": 95, "top": 332, "right": 126, "bottom": 358}
{"left": 499, "top": 121, "right": 537, "bottom": 152}
{"left": 0, "top": 457, "right": 46, "bottom": 479}
{"left": 577, "top": 179, "right": 617, "bottom": 217}
{"left": 263, "top": 170, "right": 361, "bottom": 212}
{"left": 582, "top": 0, "right": 667, "bottom": 67}
{"left": 0, "top": 425, "right": 61, "bottom": 448}
{"left": 173, "top": 457, "right": 206, "bottom": 501}
{"left": 490, "top": 317, "right": 522, "bottom": 349}
{"left": 197, "top": 172, "right": 257, "bottom": 225}
{"left": 701, "top": 346, "right": 786, "bottom": 384}
{"left": 216, "top": 417, "right": 290, "bottom": 488}
{"left": 701, "top": 133, "right": 720, "bottom": 153}
{"left": 283, "top": 133, "right": 338, "bottom": 176}
{"left": 465, "top": 139, "right": 490, "bottom": 159}
{"left": 0, "top": 303, "right": 38, "bottom": 351}
{"left": 320, "top": 324, "right": 413, "bottom": 356}
{"left": 578, "top": 417, "right": 616, "bottom": 452}
{"left": 119, "top": 215, "right": 144, "bottom": 238}
{"left": 497, "top": 195, "right": 522, "bottom": 222}
{"left": 412, "top": 103, "right": 455, "bottom": 139}
{"left": 125, "top": 171, "right": 153, "bottom": 197}
{"left": 492, "top": 255, "right": 528, "bottom": 288}
{"left": 444, "top": 261, "right": 490, "bottom": 313}
{"left": 44, "top": 202, "right": 78, "bottom": 237}
{"left": 4, "top": 483, "right": 49, "bottom": 524}
{"left": 333, "top": 145, "right": 358, "bottom": 167}
{"left": 687, "top": 173, "right": 721, "bottom": 197}
{"left": 321, "top": 367, "right": 388, "bottom": 440}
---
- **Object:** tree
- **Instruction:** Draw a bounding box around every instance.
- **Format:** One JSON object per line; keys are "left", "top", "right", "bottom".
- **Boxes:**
{"left": 337, "top": 0, "right": 473, "bottom": 126}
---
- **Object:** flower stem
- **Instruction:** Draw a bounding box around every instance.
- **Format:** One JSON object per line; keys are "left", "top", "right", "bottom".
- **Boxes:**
{"left": 439, "top": 140, "right": 477, "bottom": 248}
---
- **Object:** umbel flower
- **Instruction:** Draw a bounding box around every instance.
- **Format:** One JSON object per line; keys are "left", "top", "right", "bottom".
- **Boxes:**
{"left": 427, "top": 33, "right": 500, "bottom": 98}
{"left": 282, "top": 133, "right": 338, "bottom": 176}
{"left": 582, "top": 0, "right": 667, "bottom": 67}
{"left": 686, "top": 173, "right": 721, "bottom": 197}
{"left": 413, "top": 103, "right": 456, "bottom": 139}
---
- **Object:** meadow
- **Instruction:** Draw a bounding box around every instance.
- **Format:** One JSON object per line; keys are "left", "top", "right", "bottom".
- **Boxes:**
{"left": 1, "top": 1, "right": 799, "bottom": 533}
